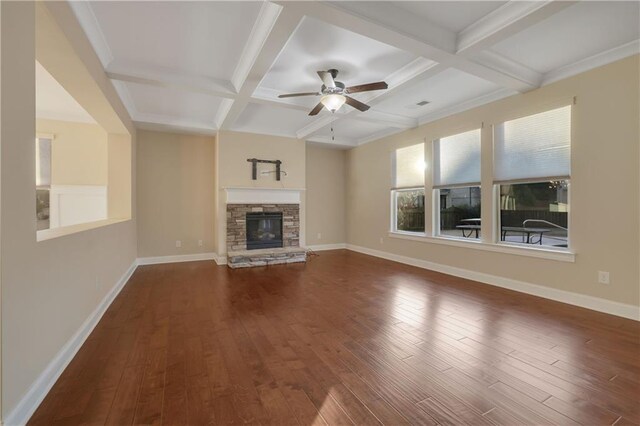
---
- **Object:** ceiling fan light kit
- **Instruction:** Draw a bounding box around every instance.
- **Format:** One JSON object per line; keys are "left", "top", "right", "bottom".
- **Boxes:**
{"left": 320, "top": 94, "right": 346, "bottom": 112}
{"left": 278, "top": 68, "right": 388, "bottom": 116}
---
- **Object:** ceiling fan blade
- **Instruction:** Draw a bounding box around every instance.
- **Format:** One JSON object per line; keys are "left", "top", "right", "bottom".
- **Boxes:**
{"left": 344, "top": 96, "right": 370, "bottom": 112}
{"left": 317, "top": 71, "right": 336, "bottom": 88}
{"left": 309, "top": 102, "right": 324, "bottom": 116}
{"left": 345, "top": 81, "right": 388, "bottom": 94}
{"left": 278, "top": 92, "right": 320, "bottom": 98}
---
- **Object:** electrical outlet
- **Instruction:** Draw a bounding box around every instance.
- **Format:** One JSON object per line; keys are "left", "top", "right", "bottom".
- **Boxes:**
{"left": 317, "top": 233, "right": 322, "bottom": 240}
{"left": 598, "top": 271, "right": 610, "bottom": 285}
{"left": 198, "top": 239, "right": 203, "bottom": 247}
{"left": 176, "top": 240, "right": 182, "bottom": 248}
{"left": 380, "top": 237, "right": 384, "bottom": 245}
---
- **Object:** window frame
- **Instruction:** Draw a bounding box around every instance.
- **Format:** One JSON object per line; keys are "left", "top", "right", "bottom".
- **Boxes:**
{"left": 390, "top": 187, "right": 426, "bottom": 235}
{"left": 495, "top": 179, "right": 571, "bottom": 251}
{"left": 431, "top": 128, "right": 482, "bottom": 241}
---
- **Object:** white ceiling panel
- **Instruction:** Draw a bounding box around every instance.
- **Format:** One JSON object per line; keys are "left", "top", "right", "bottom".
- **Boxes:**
{"left": 88, "top": 1, "right": 263, "bottom": 80}
{"left": 311, "top": 117, "right": 391, "bottom": 141}
{"left": 36, "top": 61, "right": 95, "bottom": 124}
{"left": 373, "top": 69, "right": 501, "bottom": 119}
{"left": 123, "top": 82, "right": 224, "bottom": 126}
{"left": 258, "top": 16, "right": 417, "bottom": 96}
{"left": 491, "top": 1, "right": 640, "bottom": 74}
{"left": 231, "top": 103, "right": 315, "bottom": 138}
{"left": 394, "top": 1, "right": 507, "bottom": 33}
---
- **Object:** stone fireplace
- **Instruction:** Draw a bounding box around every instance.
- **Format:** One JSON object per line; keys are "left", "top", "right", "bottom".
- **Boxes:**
{"left": 224, "top": 188, "right": 306, "bottom": 268}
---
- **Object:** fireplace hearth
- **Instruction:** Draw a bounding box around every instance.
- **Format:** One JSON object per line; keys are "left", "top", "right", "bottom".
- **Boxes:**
{"left": 246, "top": 212, "right": 283, "bottom": 250}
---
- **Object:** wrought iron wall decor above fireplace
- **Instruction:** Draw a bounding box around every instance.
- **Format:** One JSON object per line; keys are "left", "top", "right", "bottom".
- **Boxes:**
{"left": 246, "top": 212, "right": 283, "bottom": 250}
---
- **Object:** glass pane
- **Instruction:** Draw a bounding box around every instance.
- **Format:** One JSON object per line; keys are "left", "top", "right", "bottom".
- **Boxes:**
{"left": 495, "top": 105, "right": 571, "bottom": 181}
{"left": 438, "top": 186, "right": 481, "bottom": 239}
{"left": 433, "top": 129, "right": 481, "bottom": 186}
{"left": 500, "top": 180, "right": 569, "bottom": 248}
{"left": 394, "top": 143, "right": 425, "bottom": 188}
{"left": 395, "top": 189, "right": 425, "bottom": 232}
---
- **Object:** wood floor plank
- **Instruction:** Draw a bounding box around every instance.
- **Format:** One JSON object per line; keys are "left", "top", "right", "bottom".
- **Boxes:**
{"left": 28, "top": 251, "right": 640, "bottom": 425}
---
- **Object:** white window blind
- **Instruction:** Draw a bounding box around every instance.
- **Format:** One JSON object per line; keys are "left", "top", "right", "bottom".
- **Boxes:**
{"left": 393, "top": 143, "right": 425, "bottom": 189}
{"left": 494, "top": 105, "right": 571, "bottom": 182}
{"left": 433, "top": 128, "right": 481, "bottom": 188}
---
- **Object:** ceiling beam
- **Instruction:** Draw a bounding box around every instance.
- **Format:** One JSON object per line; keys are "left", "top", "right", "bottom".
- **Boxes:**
{"left": 220, "top": 5, "right": 304, "bottom": 130}
{"left": 456, "top": 1, "right": 577, "bottom": 55}
{"left": 470, "top": 50, "right": 543, "bottom": 88}
{"left": 283, "top": 1, "right": 538, "bottom": 93}
{"left": 230, "top": 2, "right": 283, "bottom": 92}
{"left": 106, "top": 62, "right": 236, "bottom": 99}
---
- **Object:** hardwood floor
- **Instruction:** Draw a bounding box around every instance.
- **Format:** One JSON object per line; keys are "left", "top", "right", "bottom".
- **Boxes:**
{"left": 29, "top": 250, "right": 640, "bottom": 425}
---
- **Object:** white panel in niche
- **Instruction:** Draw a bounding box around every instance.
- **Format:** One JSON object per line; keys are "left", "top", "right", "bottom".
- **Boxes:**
{"left": 225, "top": 188, "right": 303, "bottom": 204}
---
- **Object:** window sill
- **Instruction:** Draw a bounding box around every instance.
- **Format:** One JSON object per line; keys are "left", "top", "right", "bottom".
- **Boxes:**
{"left": 388, "top": 232, "right": 575, "bottom": 263}
{"left": 37, "top": 217, "right": 131, "bottom": 242}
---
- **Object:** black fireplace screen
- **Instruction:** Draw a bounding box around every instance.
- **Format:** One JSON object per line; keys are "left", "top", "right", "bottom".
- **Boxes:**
{"left": 246, "top": 212, "right": 283, "bottom": 250}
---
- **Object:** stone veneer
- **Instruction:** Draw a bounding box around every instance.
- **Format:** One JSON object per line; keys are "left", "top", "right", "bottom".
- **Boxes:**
{"left": 226, "top": 204, "right": 300, "bottom": 253}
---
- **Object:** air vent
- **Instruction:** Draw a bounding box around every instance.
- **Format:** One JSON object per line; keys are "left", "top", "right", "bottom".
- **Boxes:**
{"left": 416, "top": 100, "right": 430, "bottom": 106}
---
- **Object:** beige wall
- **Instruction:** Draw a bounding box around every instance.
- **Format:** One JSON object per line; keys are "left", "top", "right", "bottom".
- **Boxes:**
{"left": 216, "top": 130, "right": 306, "bottom": 254}
{"left": 1, "top": 2, "right": 136, "bottom": 420}
{"left": 36, "top": 118, "right": 108, "bottom": 186}
{"left": 137, "top": 130, "right": 215, "bottom": 257}
{"left": 346, "top": 55, "right": 640, "bottom": 307}
{"left": 306, "top": 144, "right": 346, "bottom": 246}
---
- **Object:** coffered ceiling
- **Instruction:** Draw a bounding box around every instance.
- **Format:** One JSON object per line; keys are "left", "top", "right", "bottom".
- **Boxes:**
{"left": 70, "top": 1, "right": 640, "bottom": 148}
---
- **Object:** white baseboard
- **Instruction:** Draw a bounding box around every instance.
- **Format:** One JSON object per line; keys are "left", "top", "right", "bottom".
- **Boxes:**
{"left": 307, "top": 243, "right": 347, "bottom": 251}
{"left": 346, "top": 244, "right": 640, "bottom": 321}
{"left": 4, "top": 261, "right": 138, "bottom": 426}
{"left": 213, "top": 253, "right": 227, "bottom": 265}
{"left": 137, "top": 252, "right": 216, "bottom": 266}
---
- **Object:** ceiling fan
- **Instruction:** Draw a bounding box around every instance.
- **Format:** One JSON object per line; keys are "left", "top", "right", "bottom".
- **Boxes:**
{"left": 278, "top": 69, "right": 388, "bottom": 116}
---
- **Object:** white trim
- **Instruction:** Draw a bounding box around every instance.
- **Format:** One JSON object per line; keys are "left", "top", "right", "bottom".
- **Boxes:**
{"left": 456, "top": 1, "right": 575, "bottom": 55}
{"left": 4, "top": 261, "right": 138, "bottom": 426}
{"left": 417, "top": 88, "right": 515, "bottom": 127}
{"left": 37, "top": 217, "right": 130, "bottom": 242}
{"left": 68, "top": 1, "right": 114, "bottom": 67}
{"left": 542, "top": 39, "right": 640, "bottom": 86}
{"left": 213, "top": 253, "right": 227, "bottom": 266}
{"left": 137, "top": 252, "right": 216, "bottom": 266}
{"left": 225, "top": 187, "right": 303, "bottom": 204}
{"left": 307, "top": 243, "right": 347, "bottom": 251}
{"left": 388, "top": 231, "right": 574, "bottom": 262}
{"left": 346, "top": 244, "right": 639, "bottom": 321}
{"left": 230, "top": 2, "right": 282, "bottom": 92}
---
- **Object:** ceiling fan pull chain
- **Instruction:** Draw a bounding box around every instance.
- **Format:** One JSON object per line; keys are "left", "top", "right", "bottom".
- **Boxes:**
{"left": 331, "top": 115, "right": 335, "bottom": 141}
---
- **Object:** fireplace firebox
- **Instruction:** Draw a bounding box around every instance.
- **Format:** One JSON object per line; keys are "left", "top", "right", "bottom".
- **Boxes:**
{"left": 246, "top": 212, "right": 283, "bottom": 250}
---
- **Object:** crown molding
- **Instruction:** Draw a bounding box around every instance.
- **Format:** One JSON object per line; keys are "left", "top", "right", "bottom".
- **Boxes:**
{"left": 542, "top": 39, "right": 640, "bottom": 86}
{"left": 134, "top": 113, "right": 217, "bottom": 136}
{"left": 417, "top": 88, "right": 515, "bottom": 126}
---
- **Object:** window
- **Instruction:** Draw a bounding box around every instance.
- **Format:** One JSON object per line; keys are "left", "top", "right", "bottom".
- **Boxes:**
{"left": 495, "top": 105, "right": 571, "bottom": 248}
{"left": 433, "top": 129, "right": 481, "bottom": 239}
{"left": 36, "top": 137, "right": 52, "bottom": 230}
{"left": 391, "top": 143, "right": 425, "bottom": 233}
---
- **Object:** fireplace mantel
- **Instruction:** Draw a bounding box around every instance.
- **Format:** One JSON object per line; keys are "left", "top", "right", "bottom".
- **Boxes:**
{"left": 224, "top": 187, "right": 304, "bottom": 204}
